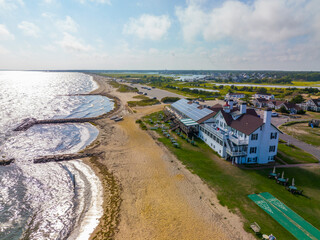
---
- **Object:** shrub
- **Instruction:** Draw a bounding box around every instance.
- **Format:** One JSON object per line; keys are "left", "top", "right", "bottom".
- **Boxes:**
{"left": 161, "top": 97, "right": 180, "bottom": 103}
{"left": 297, "top": 109, "right": 306, "bottom": 115}
{"left": 279, "top": 106, "right": 289, "bottom": 114}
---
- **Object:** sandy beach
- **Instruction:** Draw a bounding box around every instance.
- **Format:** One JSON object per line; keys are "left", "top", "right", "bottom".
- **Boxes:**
{"left": 85, "top": 74, "right": 254, "bottom": 240}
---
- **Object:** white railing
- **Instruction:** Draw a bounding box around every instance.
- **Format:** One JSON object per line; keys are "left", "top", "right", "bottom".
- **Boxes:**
{"left": 226, "top": 148, "right": 247, "bottom": 157}
{"left": 203, "top": 124, "right": 225, "bottom": 139}
{"left": 228, "top": 135, "right": 249, "bottom": 145}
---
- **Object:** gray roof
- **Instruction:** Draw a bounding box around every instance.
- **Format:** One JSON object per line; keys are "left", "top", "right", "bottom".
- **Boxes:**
{"left": 171, "top": 99, "right": 213, "bottom": 122}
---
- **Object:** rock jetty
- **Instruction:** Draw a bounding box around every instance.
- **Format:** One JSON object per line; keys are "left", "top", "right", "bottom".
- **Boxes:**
{"left": 0, "top": 159, "right": 15, "bottom": 166}
{"left": 34, "top": 152, "right": 103, "bottom": 164}
{"left": 14, "top": 117, "right": 103, "bottom": 131}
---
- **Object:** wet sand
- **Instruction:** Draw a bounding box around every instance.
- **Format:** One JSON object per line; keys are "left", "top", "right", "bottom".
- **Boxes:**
{"left": 85, "top": 75, "right": 254, "bottom": 240}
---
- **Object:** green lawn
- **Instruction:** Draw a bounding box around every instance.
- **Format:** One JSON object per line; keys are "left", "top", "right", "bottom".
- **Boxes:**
{"left": 277, "top": 142, "right": 319, "bottom": 164}
{"left": 280, "top": 122, "right": 320, "bottom": 147}
{"left": 158, "top": 135, "right": 320, "bottom": 239}
{"left": 142, "top": 112, "right": 320, "bottom": 239}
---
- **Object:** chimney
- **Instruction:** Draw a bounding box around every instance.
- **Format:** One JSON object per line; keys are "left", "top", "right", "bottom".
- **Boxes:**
{"left": 228, "top": 100, "right": 234, "bottom": 110}
{"left": 264, "top": 108, "right": 272, "bottom": 125}
{"left": 240, "top": 103, "right": 246, "bottom": 114}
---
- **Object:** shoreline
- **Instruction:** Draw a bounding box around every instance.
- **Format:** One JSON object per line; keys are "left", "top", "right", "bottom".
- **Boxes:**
{"left": 84, "top": 74, "right": 254, "bottom": 239}
{"left": 82, "top": 74, "right": 123, "bottom": 239}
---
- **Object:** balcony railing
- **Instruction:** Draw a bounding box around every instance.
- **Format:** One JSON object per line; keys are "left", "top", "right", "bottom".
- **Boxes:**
{"left": 226, "top": 148, "right": 247, "bottom": 157}
{"left": 228, "top": 135, "right": 248, "bottom": 145}
{"left": 203, "top": 124, "right": 225, "bottom": 139}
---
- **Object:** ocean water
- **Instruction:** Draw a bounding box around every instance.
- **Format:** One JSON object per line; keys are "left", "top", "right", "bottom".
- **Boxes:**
{"left": 0, "top": 71, "right": 113, "bottom": 240}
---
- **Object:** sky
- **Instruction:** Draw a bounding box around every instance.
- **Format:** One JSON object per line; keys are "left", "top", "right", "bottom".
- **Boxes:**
{"left": 0, "top": 0, "right": 319, "bottom": 70}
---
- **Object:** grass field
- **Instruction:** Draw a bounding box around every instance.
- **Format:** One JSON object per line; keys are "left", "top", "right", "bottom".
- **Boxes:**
{"left": 142, "top": 111, "right": 320, "bottom": 240}
{"left": 280, "top": 122, "right": 320, "bottom": 147}
{"left": 277, "top": 142, "right": 319, "bottom": 164}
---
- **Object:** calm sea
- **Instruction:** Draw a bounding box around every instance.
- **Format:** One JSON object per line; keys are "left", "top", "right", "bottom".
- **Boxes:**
{"left": 0, "top": 71, "right": 113, "bottom": 240}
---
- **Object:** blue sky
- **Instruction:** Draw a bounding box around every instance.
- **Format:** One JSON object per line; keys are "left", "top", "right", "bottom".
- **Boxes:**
{"left": 0, "top": 0, "right": 319, "bottom": 70}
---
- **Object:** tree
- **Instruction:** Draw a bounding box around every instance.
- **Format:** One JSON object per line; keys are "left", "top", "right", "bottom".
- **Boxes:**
{"left": 279, "top": 106, "right": 289, "bottom": 114}
{"left": 290, "top": 94, "right": 305, "bottom": 104}
{"left": 257, "top": 87, "right": 268, "bottom": 94}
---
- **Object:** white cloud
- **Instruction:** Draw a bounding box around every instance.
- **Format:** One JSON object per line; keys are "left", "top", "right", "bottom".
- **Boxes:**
{"left": 0, "top": 24, "right": 14, "bottom": 40}
{"left": 176, "top": 0, "right": 316, "bottom": 43}
{"left": 56, "top": 16, "right": 78, "bottom": 33}
{"left": 123, "top": 14, "right": 171, "bottom": 40}
{"left": 0, "top": 44, "right": 9, "bottom": 54}
{"left": 0, "top": 0, "right": 24, "bottom": 10}
{"left": 57, "top": 32, "right": 92, "bottom": 52}
{"left": 18, "top": 21, "right": 40, "bottom": 37}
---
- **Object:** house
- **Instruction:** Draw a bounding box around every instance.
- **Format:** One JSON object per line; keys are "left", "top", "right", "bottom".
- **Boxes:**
{"left": 166, "top": 99, "right": 281, "bottom": 164}
{"left": 225, "top": 92, "right": 245, "bottom": 100}
{"left": 299, "top": 98, "right": 320, "bottom": 112}
{"left": 253, "top": 98, "right": 268, "bottom": 108}
{"left": 278, "top": 102, "right": 301, "bottom": 114}
{"left": 267, "top": 100, "right": 286, "bottom": 110}
{"left": 254, "top": 93, "right": 275, "bottom": 100}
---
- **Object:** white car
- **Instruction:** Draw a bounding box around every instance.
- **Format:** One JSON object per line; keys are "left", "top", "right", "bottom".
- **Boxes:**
{"left": 271, "top": 112, "right": 279, "bottom": 117}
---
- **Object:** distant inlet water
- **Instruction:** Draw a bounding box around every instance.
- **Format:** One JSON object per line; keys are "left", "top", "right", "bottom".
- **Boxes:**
{"left": 0, "top": 71, "right": 113, "bottom": 240}
{"left": 213, "top": 83, "right": 320, "bottom": 89}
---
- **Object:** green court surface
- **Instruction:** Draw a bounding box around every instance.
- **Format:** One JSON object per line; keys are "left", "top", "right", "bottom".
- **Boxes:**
{"left": 248, "top": 193, "right": 320, "bottom": 240}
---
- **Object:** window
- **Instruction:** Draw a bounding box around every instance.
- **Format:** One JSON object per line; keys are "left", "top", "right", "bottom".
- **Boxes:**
{"left": 269, "top": 146, "right": 276, "bottom": 152}
{"left": 251, "top": 134, "right": 258, "bottom": 140}
{"left": 250, "top": 147, "right": 257, "bottom": 154}
{"left": 253, "top": 157, "right": 258, "bottom": 163}
{"left": 270, "top": 132, "right": 278, "bottom": 139}
{"left": 268, "top": 156, "right": 275, "bottom": 161}
{"left": 247, "top": 157, "right": 252, "bottom": 163}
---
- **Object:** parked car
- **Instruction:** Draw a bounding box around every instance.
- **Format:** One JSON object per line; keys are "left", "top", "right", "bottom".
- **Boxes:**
{"left": 153, "top": 97, "right": 157, "bottom": 100}
{"left": 271, "top": 112, "right": 279, "bottom": 117}
{"left": 144, "top": 93, "right": 147, "bottom": 95}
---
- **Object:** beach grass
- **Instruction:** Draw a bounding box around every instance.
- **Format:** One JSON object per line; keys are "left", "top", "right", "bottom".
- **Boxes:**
{"left": 108, "top": 80, "right": 138, "bottom": 93}
{"left": 128, "top": 99, "right": 160, "bottom": 107}
{"left": 142, "top": 111, "right": 320, "bottom": 240}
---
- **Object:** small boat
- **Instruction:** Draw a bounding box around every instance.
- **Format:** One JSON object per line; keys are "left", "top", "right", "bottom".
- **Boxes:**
{"left": 114, "top": 117, "right": 123, "bottom": 122}
{"left": 110, "top": 116, "right": 118, "bottom": 120}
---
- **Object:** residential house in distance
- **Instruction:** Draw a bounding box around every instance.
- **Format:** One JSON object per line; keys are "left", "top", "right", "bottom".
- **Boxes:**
{"left": 165, "top": 99, "right": 281, "bottom": 164}
{"left": 267, "top": 100, "right": 286, "bottom": 110}
{"left": 254, "top": 93, "right": 275, "bottom": 100}
{"left": 278, "top": 102, "right": 301, "bottom": 114}
{"left": 225, "top": 92, "right": 245, "bottom": 100}
{"left": 253, "top": 98, "right": 268, "bottom": 108}
{"left": 299, "top": 98, "right": 320, "bottom": 112}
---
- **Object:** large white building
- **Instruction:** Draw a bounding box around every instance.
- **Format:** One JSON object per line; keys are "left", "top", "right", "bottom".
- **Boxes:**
{"left": 167, "top": 99, "right": 281, "bottom": 164}
{"left": 225, "top": 92, "right": 245, "bottom": 100}
{"left": 254, "top": 93, "right": 275, "bottom": 100}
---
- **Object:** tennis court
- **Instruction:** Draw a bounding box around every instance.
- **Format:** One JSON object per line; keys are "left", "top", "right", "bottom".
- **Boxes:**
{"left": 248, "top": 192, "right": 320, "bottom": 240}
